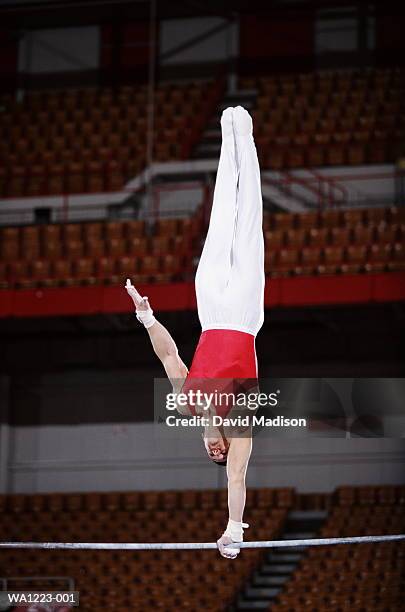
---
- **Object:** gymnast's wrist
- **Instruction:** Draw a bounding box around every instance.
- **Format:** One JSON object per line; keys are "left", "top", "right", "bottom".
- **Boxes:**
{"left": 224, "top": 519, "right": 249, "bottom": 542}
{"left": 136, "top": 308, "right": 156, "bottom": 329}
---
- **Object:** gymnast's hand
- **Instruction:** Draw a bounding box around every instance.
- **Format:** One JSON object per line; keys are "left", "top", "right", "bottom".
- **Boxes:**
{"left": 217, "top": 534, "right": 239, "bottom": 560}
{"left": 125, "top": 278, "right": 150, "bottom": 312}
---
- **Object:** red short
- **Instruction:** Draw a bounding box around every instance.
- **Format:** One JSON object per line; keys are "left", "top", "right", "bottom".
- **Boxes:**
{"left": 182, "top": 329, "right": 258, "bottom": 418}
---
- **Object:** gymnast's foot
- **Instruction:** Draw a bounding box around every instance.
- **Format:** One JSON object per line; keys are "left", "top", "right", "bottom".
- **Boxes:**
{"left": 232, "top": 105, "right": 253, "bottom": 171}
{"left": 232, "top": 105, "right": 253, "bottom": 136}
{"left": 220, "top": 106, "right": 234, "bottom": 141}
{"left": 220, "top": 106, "right": 238, "bottom": 174}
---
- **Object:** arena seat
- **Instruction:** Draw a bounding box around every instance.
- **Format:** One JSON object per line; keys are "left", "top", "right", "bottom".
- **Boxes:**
{"left": 247, "top": 67, "right": 404, "bottom": 170}
{"left": 1, "top": 486, "right": 403, "bottom": 611}
{"left": 0, "top": 206, "right": 403, "bottom": 287}
{"left": 0, "top": 80, "right": 220, "bottom": 197}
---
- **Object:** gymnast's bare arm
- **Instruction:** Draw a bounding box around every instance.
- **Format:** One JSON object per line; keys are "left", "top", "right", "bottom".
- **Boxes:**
{"left": 217, "top": 431, "right": 252, "bottom": 559}
{"left": 125, "top": 279, "right": 188, "bottom": 395}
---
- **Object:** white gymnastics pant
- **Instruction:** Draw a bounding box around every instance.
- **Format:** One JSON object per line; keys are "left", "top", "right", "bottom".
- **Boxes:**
{"left": 195, "top": 106, "right": 265, "bottom": 337}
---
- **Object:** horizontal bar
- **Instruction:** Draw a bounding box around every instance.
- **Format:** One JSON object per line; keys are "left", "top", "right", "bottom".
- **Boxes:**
{"left": 0, "top": 534, "right": 404, "bottom": 551}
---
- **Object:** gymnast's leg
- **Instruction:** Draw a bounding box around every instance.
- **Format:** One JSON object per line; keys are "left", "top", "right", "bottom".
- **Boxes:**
{"left": 194, "top": 107, "right": 238, "bottom": 329}
{"left": 226, "top": 106, "right": 265, "bottom": 336}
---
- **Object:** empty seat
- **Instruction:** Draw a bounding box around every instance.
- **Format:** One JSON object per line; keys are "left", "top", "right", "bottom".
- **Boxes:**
{"left": 342, "top": 245, "right": 367, "bottom": 274}
{"left": 52, "top": 260, "right": 74, "bottom": 285}
{"left": 74, "top": 258, "right": 96, "bottom": 284}
{"left": 264, "top": 230, "right": 284, "bottom": 249}
{"left": 365, "top": 244, "right": 391, "bottom": 272}
{"left": 285, "top": 229, "right": 307, "bottom": 248}
{"left": 307, "top": 228, "right": 329, "bottom": 247}
{"left": 330, "top": 227, "right": 351, "bottom": 246}
{"left": 125, "top": 221, "right": 145, "bottom": 239}
{"left": 388, "top": 243, "right": 405, "bottom": 271}
{"left": 96, "top": 256, "right": 115, "bottom": 283}
{"left": 273, "top": 249, "right": 299, "bottom": 276}
{"left": 30, "top": 260, "right": 52, "bottom": 285}
{"left": 298, "top": 247, "right": 322, "bottom": 275}
{"left": 83, "top": 223, "right": 103, "bottom": 242}
{"left": 320, "top": 246, "right": 344, "bottom": 274}
{"left": 116, "top": 256, "right": 136, "bottom": 277}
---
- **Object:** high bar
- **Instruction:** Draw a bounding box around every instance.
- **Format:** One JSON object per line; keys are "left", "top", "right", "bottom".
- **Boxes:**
{"left": 0, "top": 534, "right": 404, "bottom": 550}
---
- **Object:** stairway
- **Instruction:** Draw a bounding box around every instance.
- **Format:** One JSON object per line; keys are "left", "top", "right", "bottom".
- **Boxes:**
{"left": 232, "top": 510, "right": 328, "bottom": 611}
{"left": 192, "top": 90, "right": 257, "bottom": 159}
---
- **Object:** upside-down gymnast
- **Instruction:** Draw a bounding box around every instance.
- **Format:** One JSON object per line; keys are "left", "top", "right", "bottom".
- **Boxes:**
{"left": 125, "top": 106, "right": 265, "bottom": 559}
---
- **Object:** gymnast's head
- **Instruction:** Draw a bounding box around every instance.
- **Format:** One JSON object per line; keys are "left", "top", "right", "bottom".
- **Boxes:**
{"left": 203, "top": 432, "right": 229, "bottom": 465}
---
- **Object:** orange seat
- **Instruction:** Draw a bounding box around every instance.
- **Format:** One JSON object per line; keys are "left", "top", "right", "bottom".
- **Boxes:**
{"left": 96, "top": 256, "right": 115, "bottom": 282}
{"left": 52, "top": 260, "right": 74, "bottom": 285}
{"left": 307, "top": 227, "right": 329, "bottom": 247}
{"left": 140, "top": 255, "right": 161, "bottom": 276}
{"left": 297, "top": 212, "right": 320, "bottom": 229}
{"left": 105, "top": 222, "right": 124, "bottom": 241}
{"left": 155, "top": 219, "right": 179, "bottom": 236}
{"left": 352, "top": 225, "right": 374, "bottom": 245}
{"left": 347, "top": 145, "right": 365, "bottom": 165}
{"left": 62, "top": 224, "right": 82, "bottom": 242}
{"left": 375, "top": 222, "right": 399, "bottom": 244}
{"left": 150, "top": 236, "right": 172, "bottom": 255}
{"left": 127, "top": 237, "right": 148, "bottom": 256}
{"left": 31, "top": 260, "right": 52, "bottom": 284}
{"left": 161, "top": 254, "right": 181, "bottom": 277}
{"left": 307, "top": 146, "right": 325, "bottom": 167}
{"left": 365, "top": 208, "right": 387, "bottom": 225}
{"left": 42, "top": 239, "right": 62, "bottom": 260}
{"left": 125, "top": 220, "right": 145, "bottom": 239}
{"left": 273, "top": 249, "right": 299, "bottom": 276}
{"left": 85, "top": 238, "right": 105, "bottom": 257}
{"left": 321, "top": 209, "right": 342, "bottom": 228}
{"left": 74, "top": 258, "right": 96, "bottom": 284}
{"left": 320, "top": 246, "right": 344, "bottom": 274}
{"left": 107, "top": 238, "right": 126, "bottom": 257}
{"left": 47, "top": 164, "right": 65, "bottom": 195}
{"left": 64, "top": 239, "right": 84, "bottom": 259}
{"left": 299, "top": 247, "right": 321, "bottom": 275}
{"left": 388, "top": 243, "right": 405, "bottom": 271}
{"left": 285, "top": 229, "right": 307, "bottom": 248}
{"left": 86, "top": 161, "right": 105, "bottom": 193}
{"left": 0, "top": 238, "right": 20, "bottom": 261}
{"left": 83, "top": 223, "right": 103, "bottom": 242}
{"left": 342, "top": 209, "right": 364, "bottom": 226}
{"left": 9, "top": 260, "right": 30, "bottom": 286}
{"left": 66, "top": 162, "right": 85, "bottom": 193}
{"left": 116, "top": 256, "right": 136, "bottom": 277}
{"left": 342, "top": 245, "right": 367, "bottom": 273}
{"left": 273, "top": 213, "right": 294, "bottom": 231}
{"left": 330, "top": 227, "right": 351, "bottom": 246}
{"left": 264, "top": 230, "right": 284, "bottom": 249}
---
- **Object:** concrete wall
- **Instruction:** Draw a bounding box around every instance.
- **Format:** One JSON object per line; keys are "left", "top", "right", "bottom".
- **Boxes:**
{"left": 5, "top": 422, "right": 405, "bottom": 494}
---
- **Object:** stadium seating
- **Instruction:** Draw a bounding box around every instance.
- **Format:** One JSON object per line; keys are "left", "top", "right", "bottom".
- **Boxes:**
{"left": 0, "top": 486, "right": 403, "bottom": 611}
{"left": 270, "top": 485, "right": 405, "bottom": 612}
{"left": 263, "top": 206, "right": 405, "bottom": 278}
{"left": 0, "top": 488, "right": 290, "bottom": 611}
{"left": 244, "top": 67, "right": 405, "bottom": 169}
{"left": 0, "top": 80, "right": 220, "bottom": 198}
{"left": 0, "top": 208, "right": 205, "bottom": 288}
{"left": 0, "top": 206, "right": 403, "bottom": 288}
{"left": 1, "top": 68, "right": 403, "bottom": 200}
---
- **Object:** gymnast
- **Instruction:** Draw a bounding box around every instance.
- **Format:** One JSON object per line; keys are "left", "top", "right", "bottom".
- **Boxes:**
{"left": 125, "top": 106, "right": 265, "bottom": 559}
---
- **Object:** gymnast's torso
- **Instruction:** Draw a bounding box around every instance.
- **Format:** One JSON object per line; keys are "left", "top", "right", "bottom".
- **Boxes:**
{"left": 181, "top": 329, "right": 258, "bottom": 417}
